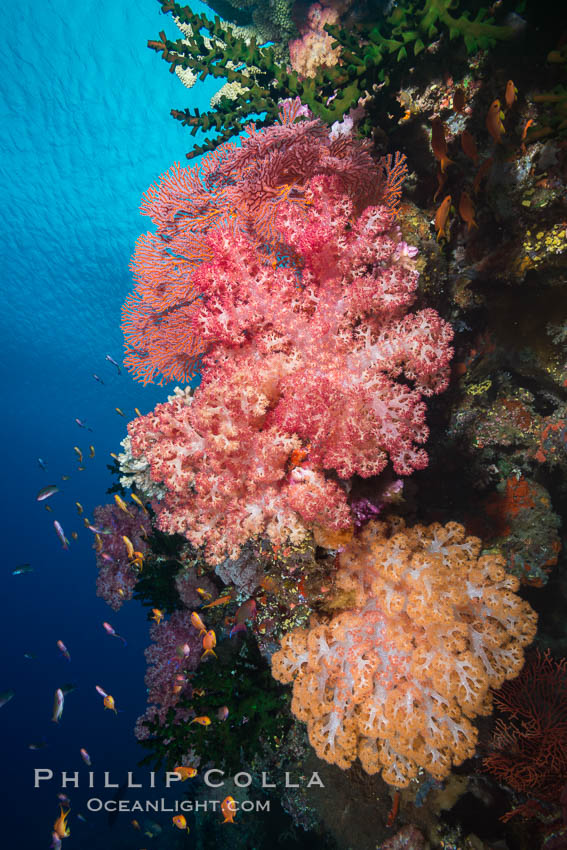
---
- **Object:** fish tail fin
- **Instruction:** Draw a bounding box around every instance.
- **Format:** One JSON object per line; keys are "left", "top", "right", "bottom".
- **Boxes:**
{"left": 201, "top": 649, "right": 216, "bottom": 659}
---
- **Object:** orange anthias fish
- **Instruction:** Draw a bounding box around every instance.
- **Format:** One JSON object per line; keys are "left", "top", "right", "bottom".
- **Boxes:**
{"left": 103, "top": 694, "right": 117, "bottom": 714}
{"left": 459, "top": 191, "right": 478, "bottom": 231}
{"left": 114, "top": 494, "right": 133, "bottom": 516}
{"left": 190, "top": 716, "right": 211, "bottom": 726}
{"left": 173, "top": 766, "right": 198, "bottom": 780}
{"left": 431, "top": 118, "right": 454, "bottom": 172}
{"left": 460, "top": 130, "right": 479, "bottom": 165}
{"left": 122, "top": 535, "right": 135, "bottom": 560}
{"left": 453, "top": 87, "right": 466, "bottom": 113}
{"left": 191, "top": 612, "right": 207, "bottom": 635}
{"left": 486, "top": 99, "right": 505, "bottom": 143}
{"left": 221, "top": 796, "right": 237, "bottom": 824}
{"left": 505, "top": 79, "right": 518, "bottom": 109}
{"left": 196, "top": 587, "right": 213, "bottom": 601}
{"left": 53, "top": 805, "right": 71, "bottom": 838}
{"left": 201, "top": 630, "right": 217, "bottom": 659}
{"left": 151, "top": 608, "right": 164, "bottom": 625}
{"left": 172, "top": 814, "right": 190, "bottom": 832}
{"left": 434, "top": 195, "right": 452, "bottom": 241}
{"left": 202, "top": 594, "right": 232, "bottom": 609}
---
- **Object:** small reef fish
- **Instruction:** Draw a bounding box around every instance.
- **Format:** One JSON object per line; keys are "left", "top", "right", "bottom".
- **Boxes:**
{"left": 202, "top": 594, "right": 232, "bottom": 609}
{"left": 74, "top": 418, "right": 92, "bottom": 431}
{"left": 95, "top": 685, "right": 108, "bottom": 697}
{"left": 460, "top": 130, "right": 479, "bottom": 165}
{"left": 80, "top": 748, "right": 91, "bottom": 766}
{"left": 57, "top": 794, "right": 71, "bottom": 806}
{"left": 110, "top": 452, "right": 120, "bottom": 461}
{"left": 486, "top": 99, "right": 505, "bottom": 143}
{"left": 86, "top": 523, "right": 111, "bottom": 535}
{"left": 175, "top": 643, "right": 191, "bottom": 660}
{"left": 434, "top": 195, "right": 452, "bottom": 241}
{"left": 89, "top": 445, "right": 95, "bottom": 459}
{"left": 102, "top": 622, "right": 127, "bottom": 645}
{"left": 45, "top": 504, "right": 53, "bottom": 512}
{"left": 37, "top": 485, "right": 59, "bottom": 501}
{"left": 75, "top": 501, "right": 84, "bottom": 515}
{"left": 172, "top": 814, "right": 189, "bottom": 832}
{"left": 172, "top": 674, "right": 186, "bottom": 695}
{"left": 71, "top": 532, "right": 78, "bottom": 541}
{"left": 134, "top": 407, "right": 142, "bottom": 417}
{"left": 452, "top": 87, "right": 466, "bottom": 113}
{"left": 221, "top": 796, "right": 237, "bottom": 824}
{"left": 103, "top": 694, "right": 117, "bottom": 713}
{"left": 74, "top": 447, "right": 83, "bottom": 464}
{"left": 505, "top": 79, "right": 518, "bottom": 109}
{"left": 101, "top": 553, "right": 114, "bottom": 563}
{"left": 173, "top": 766, "right": 197, "bottom": 780}
{"left": 28, "top": 740, "right": 47, "bottom": 749}
{"left": 459, "top": 191, "right": 478, "bottom": 231}
{"left": 114, "top": 494, "right": 133, "bottom": 516}
{"left": 61, "top": 475, "right": 70, "bottom": 481}
{"left": 105, "top": 354, "right": 121, "bottom": 374}
{"left": 131, "top": 819, "right": 141, "bottom": 830}
{"left": 0, "top": 689, "right": 15, "bottom": 708}
{"left": 54, "top": 521, "right": 69, "bottom": 550}
{"left": 52, "top": 688, "right": 64, "bottom": 723}
{"left": 76, "top": 814, "right": 87, "bottom": 823}
{"left": 130, "top": 493, "right": 148, "bottom": 513}
{"left": 77, "top": 465, "right": 85, "bottom": 471}
{"left": 151, "top": 609, "right": 164, "bottom": 625}
{"left": 217, "top": 705, "right": 229, "bottom": 721}
{"left": 474, "top": 157, "right": 494, "bottom": 194}
{"left": 122, "top": 535, "right": 135, "bottom": 559}
{"left": 57, "top": 640, "right": 71, "bottom": 662}
{"left": 190, "top": 716, "right": 211, "bottom": 727}
{"left": 38, "top": 457, "right": 47, "bottom": 470}
{"left": 53, "top": 806, "right": 71, "bottom": 839}
{"left": 431, "top": 117, "right": 453, "bottom": 172}
{"left": 191, "top": 612, "right": 207, "bottom": 635}
{"left": 92, "top": 374, "right": 104, "bottom": 385}
{"left": 196, "top": 588, "right": 213, "bottom": 601}
{"left": 23, "top": 652, "right": 36, "bottom": 660}
{"left": 193, "top": 688, "right": 206, "bottom": 697}
{"left": 115, "top": 407, "right": 125, "bottom": 417}
{"left": 230, "top": 599, "right": 258, "bottom": 637}
{"left": 202, "top": 630, "right": 217, "bottom": 659}
{"left": 12, "top": 564, "right": 33, "bottom": 576}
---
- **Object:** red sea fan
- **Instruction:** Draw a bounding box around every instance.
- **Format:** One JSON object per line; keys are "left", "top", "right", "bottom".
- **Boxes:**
{"left": 483, "top": 649, "right": 567, "bottom": 808}
{"left": 121, "top": 98, "right": 399, "bottom": 385}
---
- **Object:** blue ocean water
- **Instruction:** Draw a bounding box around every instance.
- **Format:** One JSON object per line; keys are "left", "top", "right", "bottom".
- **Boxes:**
{"left": 0, "top": 1, "right": 218, "bottom": 844}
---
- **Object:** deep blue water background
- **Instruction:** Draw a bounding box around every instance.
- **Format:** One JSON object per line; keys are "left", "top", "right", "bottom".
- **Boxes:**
{"left": 1, "top": 1, "right": 219, "bottom": 845}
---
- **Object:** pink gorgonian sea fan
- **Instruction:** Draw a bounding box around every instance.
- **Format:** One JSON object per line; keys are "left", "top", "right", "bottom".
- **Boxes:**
{"left": 121, "top": 98, "right": 408, "bottom": 385}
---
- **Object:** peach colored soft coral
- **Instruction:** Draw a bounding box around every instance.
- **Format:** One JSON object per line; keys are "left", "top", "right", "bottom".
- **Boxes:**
{"left": 271, "top": 519, "right": 537, "bottom": 787}
{"left": 289, "top": 3, "right": 341, "bottom": 79}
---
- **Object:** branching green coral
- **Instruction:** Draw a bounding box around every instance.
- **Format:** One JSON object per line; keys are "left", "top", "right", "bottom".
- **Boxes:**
{"left": 150, "top": 0, "right": 517, "bottom": 157}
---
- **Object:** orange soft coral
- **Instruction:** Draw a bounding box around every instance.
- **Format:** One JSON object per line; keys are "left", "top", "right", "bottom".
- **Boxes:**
{"left": 271, "top": 519, "right": 537, "bottom": 787}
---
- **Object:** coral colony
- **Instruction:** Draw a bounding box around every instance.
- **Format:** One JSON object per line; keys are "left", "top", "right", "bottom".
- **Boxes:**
{"left": 89, "top": 2, "right": 567, "bottom": 841}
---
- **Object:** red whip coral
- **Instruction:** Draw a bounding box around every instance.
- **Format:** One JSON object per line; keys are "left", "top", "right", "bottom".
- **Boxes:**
{"left": 483, "top": 649, "right": 567, "bottom": 807}
{"left": 121, "top": 98, "right": 405, "bottom": 385}
{"left": 271, "top": 519, "right": 537, "bottom": 787}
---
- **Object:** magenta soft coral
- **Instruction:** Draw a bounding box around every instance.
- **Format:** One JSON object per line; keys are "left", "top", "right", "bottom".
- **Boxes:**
{"left": 94, "top": 503, "right": 151, "bottom": 610}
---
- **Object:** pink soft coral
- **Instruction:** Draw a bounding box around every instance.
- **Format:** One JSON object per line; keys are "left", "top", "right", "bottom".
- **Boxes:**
{"left": 127, "top": 173, "right": 452, "bottom": 564}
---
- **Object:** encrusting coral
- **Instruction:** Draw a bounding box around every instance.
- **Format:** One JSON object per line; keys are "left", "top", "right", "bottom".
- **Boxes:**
{"left": 271, "top": 518, "right": 537, "bottom": 787}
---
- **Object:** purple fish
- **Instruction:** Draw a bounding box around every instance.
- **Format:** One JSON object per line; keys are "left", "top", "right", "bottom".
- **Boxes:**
{"left": 53, "top": 521, "right": 69, "bottom": 550}
{"left": 75, "top": 418, "right": 93, "bottom": 431}
{"left": 92, "top": 373, "right": 104, "bottom": 384}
